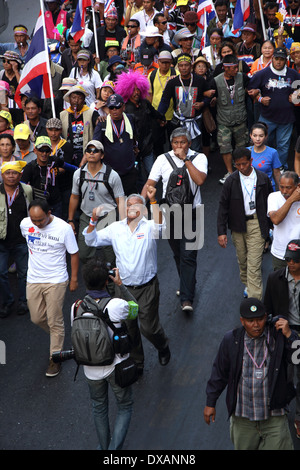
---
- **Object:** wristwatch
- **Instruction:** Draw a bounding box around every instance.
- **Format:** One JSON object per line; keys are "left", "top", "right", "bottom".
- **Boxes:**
{"left": 183, "top": 157, "right": 190, "bottom": 162}
{"left": 67, "top": 219, "right": 74, "bottom": 223}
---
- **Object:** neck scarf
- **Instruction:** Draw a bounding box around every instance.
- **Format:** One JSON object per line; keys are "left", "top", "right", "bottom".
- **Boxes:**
{"left": 105, "top": 113, "right": 133, "bottom": 142}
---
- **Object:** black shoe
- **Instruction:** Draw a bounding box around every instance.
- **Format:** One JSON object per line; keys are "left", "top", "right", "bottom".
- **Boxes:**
{"left": 17, "top": 301, "right": 29, "bottom": 316}
{"left": 158, "top": 346, "right": 170, "bottom": 366}
{"left": 0, "top": 302, "right": 14, "bottom": 318}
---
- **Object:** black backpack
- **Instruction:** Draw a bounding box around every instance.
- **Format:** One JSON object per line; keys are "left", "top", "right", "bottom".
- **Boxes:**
{"left": 71, "top": 296, "right": 131, "bottom": 367}
{"left": 164, "top": 152, "right": 198, "bottom": 206}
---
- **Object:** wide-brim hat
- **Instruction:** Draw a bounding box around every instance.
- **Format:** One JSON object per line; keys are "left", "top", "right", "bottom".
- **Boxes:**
{"left": 64, "top": 85, "right": 89, "bottom": 103}
{"left": 107, "top": 55, "right": 126, "bottom": 71}
{"left": 59, "top": 78, "right": 77, "bottom": 91}
{"left": 140, "top": 26, "right": 163, "bottom": 38}
{"left": 193, "top": 55, "right": 210, "bottom": 69}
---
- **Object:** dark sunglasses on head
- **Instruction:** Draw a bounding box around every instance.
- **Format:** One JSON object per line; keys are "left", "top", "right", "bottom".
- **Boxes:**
{"left": 86, "top": 147, "right": 100, "bottom": 154}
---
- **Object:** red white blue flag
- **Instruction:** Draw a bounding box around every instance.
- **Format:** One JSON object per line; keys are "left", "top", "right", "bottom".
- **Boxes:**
{"left": 232, "top": 0, "right": 250, "bottom": 33}
{"left": 15, "top": 11, "right": 51, "bottom": 108}
{"left": 72, "top": 0, "right": 92, "bottom": 42}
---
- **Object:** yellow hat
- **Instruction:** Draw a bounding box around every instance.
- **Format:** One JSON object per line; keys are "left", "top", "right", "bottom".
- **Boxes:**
{"left": 0, "top": 110, "right": 13, "bottom": 129}
{"left": 290, "top": 42, "right": 300, "bottom": 54}
{"left": 1, "top": 160, "right": 27, "bottom": 173}
{"left": 14, "top": 123, "right": 31, "bottom": 140}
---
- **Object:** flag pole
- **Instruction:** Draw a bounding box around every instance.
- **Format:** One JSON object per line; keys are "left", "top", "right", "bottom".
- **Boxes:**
{"left": 257, "top": 0, "right": 267, "bottom": 40}
{"left": 40, "top": 0, "right": 56, "bottom": 118}
{"left": 91, "top": 0, "right": 101, "bottom": 72}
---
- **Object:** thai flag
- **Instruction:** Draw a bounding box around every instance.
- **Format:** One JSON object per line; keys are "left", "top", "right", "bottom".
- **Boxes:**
{"left": 14, "top": 11, "right": 51, "bottom": 108}
{"left": 232, "top": 0, "right": 250, "bottom": 33}
{"left": 278, "top": 0, "right": 287, "bottom": 9}
{"left": 197, "top": 0, "right": 216, "bottom": 30}
{"left": 105, "top": 0, "right": 115, "bottom": 16}
{"left": 72, "top": 0, "right": 92, "bottom": 42}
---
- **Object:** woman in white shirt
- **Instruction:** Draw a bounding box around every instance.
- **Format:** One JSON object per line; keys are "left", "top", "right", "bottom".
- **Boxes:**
{"left": 69, "top": 49, "right": 102, "bottom": 107}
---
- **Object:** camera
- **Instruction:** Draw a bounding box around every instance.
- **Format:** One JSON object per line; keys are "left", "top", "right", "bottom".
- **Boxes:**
{"left": 106, "top": 262, "right": 115, "bottom": 280}
{"left": 52, "top": 348, "right": 75, "bottom": 363}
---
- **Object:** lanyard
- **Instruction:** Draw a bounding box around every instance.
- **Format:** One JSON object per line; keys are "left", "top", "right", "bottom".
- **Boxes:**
{"left": 241, "top": 172, "right": 256, "bottom": 201}
{"left": 244, "top": 330, "right": 269, "bottom": 370}
{"left": 7, "top": 187, "right": 19, "bottom": 213}
{"left": 289, "top": 8, "right": 300, "bottom": 34}
{"left": 179, "top": 73, "right": 193, "bottom": 104}
{"left": 223, "top": 75, "right": 235, "bottom": 104}
{"left": 111, "top": 118, "right": 125, "bottom": 140}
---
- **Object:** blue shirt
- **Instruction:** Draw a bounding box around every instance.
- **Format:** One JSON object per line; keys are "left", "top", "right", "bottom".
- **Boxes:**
{"left": 248, "top": 146, "right": 281, "bottom": 190}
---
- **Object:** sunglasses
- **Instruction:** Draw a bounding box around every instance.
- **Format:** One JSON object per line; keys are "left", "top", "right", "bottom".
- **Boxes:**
{"left": 159, "top": 21, "right": 168, "bottom": 25}
{"left": 285, "top": 256, "right": 300, "bottom": 263}
{"left": 128, "top": 25, "right": 137, "bottom": 28}
{"left": 2, "top": 59, "right": 11, "bottom": 63}
{"left": 109, "top": 105, "right": 122, "bottom": 110}
{"left": 86, "top": 147, "right": 100, "bottom": 154}
{"left": 37, "top": 147, "right": 51, "bottom": 154}
{"left": 185, "top": 22, "right": 197, "bottom": 26}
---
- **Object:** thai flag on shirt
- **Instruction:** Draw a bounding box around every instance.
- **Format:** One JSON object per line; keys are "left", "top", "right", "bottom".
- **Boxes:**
{"left": 14, "top": 11, "right": 51, "bottom": 108}
{"left": 232, "top": 0, "right": 250, "bottom": 33}
{"left": 197, "top": 0, "right": 216, "bottom": 30}
{"left": 72, "top": 0, "right": 92, "bottom": 42}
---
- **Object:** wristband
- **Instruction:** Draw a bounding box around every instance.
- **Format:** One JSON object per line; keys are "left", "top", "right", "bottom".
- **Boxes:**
{"left": 89, "top": 218, "right": 97, "bottom": 226}
{"left": 258, "top": 96, "right": 262, "bottom": 103}
{"left": 150, "top": 200, "right": 157, "bottom": 204}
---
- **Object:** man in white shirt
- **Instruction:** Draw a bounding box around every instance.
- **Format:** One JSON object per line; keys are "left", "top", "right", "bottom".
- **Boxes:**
{"left": 267, "top": 171, "right": 300, "bottom": 270}
{"left": 131, "top": 0, "right": 159, "bottom": 33}
{"left": 83, "top": 185, "right": 170, "bottom": 373}
{"left": 142, "top": 127, "right": 207, "bottom": 312}
{"left": 20, "top": 199, "right": 79, "bottom": 377}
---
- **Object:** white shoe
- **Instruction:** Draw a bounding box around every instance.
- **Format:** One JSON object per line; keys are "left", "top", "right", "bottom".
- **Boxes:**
{"left": 219, "top": 172, "right": 231, "bottom": 184}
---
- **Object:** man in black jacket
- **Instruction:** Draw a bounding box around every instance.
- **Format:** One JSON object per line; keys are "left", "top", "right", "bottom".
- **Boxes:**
{"left": 217, "top": 147, "right": 273, "bottom": 300}
{"left": 204, "top": 297, "right": 297, "bottom": 450}
{"left": 264, "top": 239, "right": 300, "bottom": 439}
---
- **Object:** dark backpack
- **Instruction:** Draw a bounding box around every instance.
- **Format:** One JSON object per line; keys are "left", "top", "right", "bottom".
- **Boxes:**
{"left": 71, "top": 295, "right": 130, "bottom": 367}
{"left": 164, "top": 152, "right": 198, "bottom": 206}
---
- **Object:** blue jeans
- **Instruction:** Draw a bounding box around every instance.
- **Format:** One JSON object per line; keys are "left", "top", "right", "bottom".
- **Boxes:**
{"left": 87, "top": 370, "right": 133, "bottom": 450}
{"left": 0, "top": 243, "right": 28, "bottom": 306}
{"left": 259, "top": 116, "right": 293, "bottom": 169}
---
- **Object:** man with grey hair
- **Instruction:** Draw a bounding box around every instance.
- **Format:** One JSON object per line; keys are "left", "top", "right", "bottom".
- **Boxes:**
{"left": 267, "top": 171, "right": 300, "bottom": 270}
{"left": 142, "top": 127, "right": 208, "bottom": 312}
{"left": 68, "top": 140, "right": 125, "bottom": 265}
{"left": 83, "top": 186, "right": 171, "bottom": 373}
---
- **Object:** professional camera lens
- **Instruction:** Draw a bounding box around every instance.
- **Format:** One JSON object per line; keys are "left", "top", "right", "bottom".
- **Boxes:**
{"left": 52, "top": 349, "right": 75, "bottom": 363}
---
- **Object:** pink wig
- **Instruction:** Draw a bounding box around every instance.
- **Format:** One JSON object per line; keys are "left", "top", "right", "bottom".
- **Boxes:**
{"left": 114, "top": 70, "right": 150, "bottom": 103}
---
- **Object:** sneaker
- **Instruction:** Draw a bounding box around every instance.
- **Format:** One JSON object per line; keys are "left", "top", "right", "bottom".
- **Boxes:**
{"left": 46, "top": 359, "right": 61, "bottom": 377}
{"left": 17, "top": 301, "right": 29, "bottom": 316}
{"left": 158, "top": 346, "right": 171, "bottom": 366}
{"left": 243, "top": 287, "right": 248, "bottom": 298}
{"left": 219, "top": 172, "right": 231, "bottom": 184}
{"left": 181, "top": 301, "right": 193, "bottom": 312}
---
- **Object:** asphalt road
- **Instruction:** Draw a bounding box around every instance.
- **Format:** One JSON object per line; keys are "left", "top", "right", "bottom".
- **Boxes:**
{"left": 0, "top": 138, "right": 299, "bottom": 455}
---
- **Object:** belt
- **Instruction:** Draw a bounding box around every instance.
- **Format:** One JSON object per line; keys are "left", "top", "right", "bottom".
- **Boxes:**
{"left": 125, "top": 275, "right": 157, "bottom": 289}
{"left": 245, "top": 213, "right": 258, "bottom": 221}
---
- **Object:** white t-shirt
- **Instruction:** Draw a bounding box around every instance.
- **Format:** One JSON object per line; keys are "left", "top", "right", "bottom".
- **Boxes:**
{"left": 70, "top": 297, "right": 130, "bottom": 380}
{"left": 267, "top": 191, "right": 300, "bottom": 259}
{"left": 131, "top": 9, "right": 159, "bottom": 33}
{"left": 148, "top": 149, "right": 208, "bottom": 208}
{"left": 20, "top": 216, "right": 79, "bottom": 283}
{"left": 69, "top": 68, "right": 102, "bottom": 107}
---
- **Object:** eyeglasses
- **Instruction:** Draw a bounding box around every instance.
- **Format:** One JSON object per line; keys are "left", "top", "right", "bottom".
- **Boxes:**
{"left": 86, "top": 148, "right": 100, "bottom": 154}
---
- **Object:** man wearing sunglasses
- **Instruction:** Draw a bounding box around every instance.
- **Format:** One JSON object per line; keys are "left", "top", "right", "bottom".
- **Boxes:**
{"left": 264, "top": 239, "right": 300, "bottom": 439}
{"left": 267, "top": 171, "right": 300, "bottom": 270}
{"left": 153, "top": 12, "right": 174, "bottom": 46}
{"left": 21, "top": 136, "right": 63, "bottom": 218}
